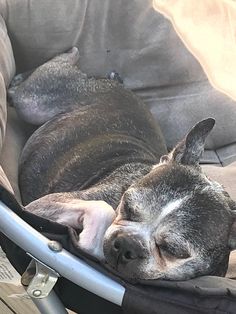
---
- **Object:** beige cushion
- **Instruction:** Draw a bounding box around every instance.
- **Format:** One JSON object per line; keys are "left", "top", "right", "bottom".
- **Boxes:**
{"left": 0, "top": 73, "right": 7, "bottom": 152}
{"left": 0, "top": 107, "right": 35, "bottom": 200}
{"left": 0, "top": 14, "right": 15, "bottom": 150}
{"left": 0, "top": 14, "right": 15, "bottom": 87}
{"left": 0, "top": 14, "right": 15, "bottom": 194}
{"left": 202, "top": 163, "right": 236, "bottom": 201}
{"left": 153, "top": 0, "right": 236, "bottom": 102}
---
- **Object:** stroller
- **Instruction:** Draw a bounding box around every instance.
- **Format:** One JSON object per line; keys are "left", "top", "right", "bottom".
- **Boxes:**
{"left": 0, "top": 1, "right": 236, "bottom": 313}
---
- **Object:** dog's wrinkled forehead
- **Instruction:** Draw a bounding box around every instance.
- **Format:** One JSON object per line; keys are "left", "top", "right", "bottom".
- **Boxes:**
{"left": 125, "top": 163, "right": 204, "bottom": 212}
{"left": 123, "top": 163, "right": 232, "bottom": 233}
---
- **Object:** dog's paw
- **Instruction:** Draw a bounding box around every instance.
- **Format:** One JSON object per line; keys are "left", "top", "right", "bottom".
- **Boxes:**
{"left": 25, "top": 193, "right": 116, "bottom": 260}
{"left": 108, "top": 70, "right": 123, "bottom": 84}
{"left": 76, "top": 200, "right": 116, "bottom": 260}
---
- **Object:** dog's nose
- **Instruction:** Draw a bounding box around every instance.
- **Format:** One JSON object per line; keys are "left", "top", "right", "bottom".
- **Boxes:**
{"left": 111, "top": 234, "right": 143, "bottom": 264}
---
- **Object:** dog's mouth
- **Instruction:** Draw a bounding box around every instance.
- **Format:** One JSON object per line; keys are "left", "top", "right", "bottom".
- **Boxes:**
{"left": 102, "top": 258, "right": 168, "bottom": 283}
{"left": 102, "top": 260, "right": 141, "bottom": 283}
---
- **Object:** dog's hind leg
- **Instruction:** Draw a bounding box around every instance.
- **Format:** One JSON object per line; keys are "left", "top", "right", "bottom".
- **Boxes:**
{"left": 8, "top": 70, "right": 34, "bottom": 106}
{"left": 7, "top": 47, "right": 82, "bottom": 125}
{"left": 9, "top": 70, "right": 34, "bottom": 87}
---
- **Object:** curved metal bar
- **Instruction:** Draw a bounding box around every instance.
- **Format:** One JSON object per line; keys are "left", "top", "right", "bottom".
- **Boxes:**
{"left": 0, "top": 201, "right": 125, "bottom": 306}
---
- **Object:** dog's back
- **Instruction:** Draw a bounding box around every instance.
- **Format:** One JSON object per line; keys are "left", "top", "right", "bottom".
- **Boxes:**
{"left": 18, "top": 70, "right": 166, "bottom": 205}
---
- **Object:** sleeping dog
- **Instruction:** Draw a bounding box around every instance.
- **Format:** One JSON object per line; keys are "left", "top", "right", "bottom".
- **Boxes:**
{"left": 8, "top": 47, "right": 236, "bottom": 281}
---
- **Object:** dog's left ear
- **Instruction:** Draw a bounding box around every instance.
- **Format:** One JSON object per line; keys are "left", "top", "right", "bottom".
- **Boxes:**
{"left": 162, "top": 118, "right": 215, "bottom": 166}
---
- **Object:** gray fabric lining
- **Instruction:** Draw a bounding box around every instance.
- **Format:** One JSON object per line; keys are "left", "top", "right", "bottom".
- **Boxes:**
{"left": 217, "top": 143, "right": 236, "bottom": 166}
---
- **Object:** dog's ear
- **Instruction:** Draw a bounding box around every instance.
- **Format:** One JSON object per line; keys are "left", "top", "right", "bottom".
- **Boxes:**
{"left": 164, "top": 118, "right": 215, "bottom": 166}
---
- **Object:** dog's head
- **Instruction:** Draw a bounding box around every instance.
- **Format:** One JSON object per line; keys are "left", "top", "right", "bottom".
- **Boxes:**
{"left": 103, "top": 118, "right": 236, "bottom": 281}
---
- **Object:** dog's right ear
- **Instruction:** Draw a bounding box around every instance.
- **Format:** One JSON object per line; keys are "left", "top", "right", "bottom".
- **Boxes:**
{"left": 160, "top": 118, "right": 215, "bottom": 167}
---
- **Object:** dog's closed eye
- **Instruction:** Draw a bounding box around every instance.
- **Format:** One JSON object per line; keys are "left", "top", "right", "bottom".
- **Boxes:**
{"left": 156, "top": 242, "right": 191, "bottom": 260}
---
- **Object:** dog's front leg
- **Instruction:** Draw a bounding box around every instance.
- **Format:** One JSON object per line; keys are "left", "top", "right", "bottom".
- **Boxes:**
{"left": 25, "top": 193, "right": 116, "bottom": 260}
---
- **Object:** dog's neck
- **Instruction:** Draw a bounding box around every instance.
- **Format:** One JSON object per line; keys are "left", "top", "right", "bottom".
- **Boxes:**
{"left": 71, "top": 162, "right": 153, "bottom": 209}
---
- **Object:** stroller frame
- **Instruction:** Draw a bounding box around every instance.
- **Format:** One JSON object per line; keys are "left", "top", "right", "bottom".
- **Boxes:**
{"left": 0, "top": 200, "right": 125, "bottom": 314}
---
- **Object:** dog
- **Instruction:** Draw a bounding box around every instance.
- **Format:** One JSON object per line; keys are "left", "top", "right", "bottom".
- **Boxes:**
{"left": 8, "top": 47, "right": 236, "bottom": 281}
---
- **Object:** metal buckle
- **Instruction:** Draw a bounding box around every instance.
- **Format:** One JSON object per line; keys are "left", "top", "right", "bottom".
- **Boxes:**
{"left": 22, "top": 255, "right": 60, "bottom": 299}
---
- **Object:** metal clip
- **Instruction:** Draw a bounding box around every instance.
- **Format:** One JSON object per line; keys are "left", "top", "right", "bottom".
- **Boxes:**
{"left": 22, "top": 256, "right": 60, "bottom": 299}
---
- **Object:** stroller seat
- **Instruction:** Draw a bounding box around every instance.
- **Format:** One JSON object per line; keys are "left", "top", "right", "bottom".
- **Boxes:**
{"left": 0, "top": 1, "right": 235, "bottom": 313}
